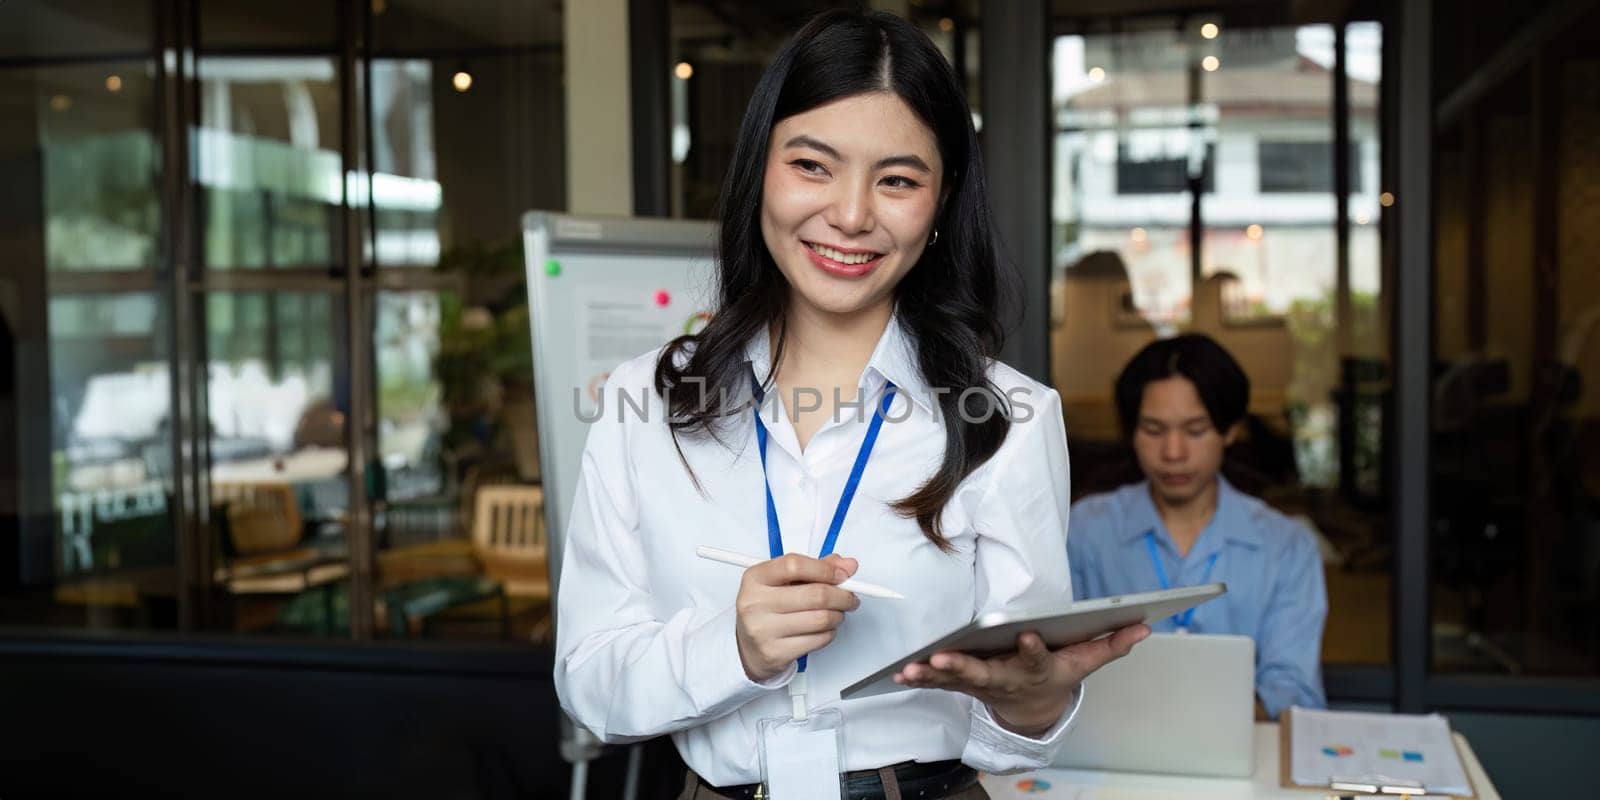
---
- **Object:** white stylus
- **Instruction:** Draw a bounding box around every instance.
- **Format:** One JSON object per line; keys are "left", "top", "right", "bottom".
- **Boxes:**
{"left": 695, "top": 546, "right": 905, "bottom": 600}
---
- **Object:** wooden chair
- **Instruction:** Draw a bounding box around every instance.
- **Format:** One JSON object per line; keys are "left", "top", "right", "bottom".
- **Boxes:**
{"left": 212, "top": 481, "right": 303, "bottom": 556}
{"left": 470, "top": 484, "right": 549, "bottom": 599}
{"left": 457, "top": 460, "right": 523, "bottom": 540}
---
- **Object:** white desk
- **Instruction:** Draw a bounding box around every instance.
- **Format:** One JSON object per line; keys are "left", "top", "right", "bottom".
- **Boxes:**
{"left": 982, "top": 723, "right": 1499, "bottom": 800}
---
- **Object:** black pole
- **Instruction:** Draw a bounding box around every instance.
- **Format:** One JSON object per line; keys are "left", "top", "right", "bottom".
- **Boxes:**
{"left": 629, "top": 0, "right": 671, "bottom": 217}
{"left": 981, "top": 0, "right": 1052, "bottom": 384}
{"left": 1394, "top": 0, "right": 1435, "bottom": 714}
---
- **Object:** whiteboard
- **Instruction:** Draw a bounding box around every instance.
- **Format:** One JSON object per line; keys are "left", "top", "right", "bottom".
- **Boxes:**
{"left": 521, "top": 212, "right": 717, "bottom": 601}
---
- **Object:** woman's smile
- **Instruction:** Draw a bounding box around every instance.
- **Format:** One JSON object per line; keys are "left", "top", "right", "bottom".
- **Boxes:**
{"left": 803, "top": 240, "right": 887, "bottom": 278}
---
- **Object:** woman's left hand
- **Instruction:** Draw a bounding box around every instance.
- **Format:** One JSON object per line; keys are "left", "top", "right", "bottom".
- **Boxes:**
{"left": 893, "top": 623, "right": 1151, "bottom": 736}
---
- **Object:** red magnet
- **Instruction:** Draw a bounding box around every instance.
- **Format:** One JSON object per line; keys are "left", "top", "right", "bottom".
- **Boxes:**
{"left": 654, "top": 289, "right": 671, "bottom": 307}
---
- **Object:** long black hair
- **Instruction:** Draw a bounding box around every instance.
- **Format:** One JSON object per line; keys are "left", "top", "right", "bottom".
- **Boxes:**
{"left": 653, "top": 9, "right": 1018, "bottom": 552}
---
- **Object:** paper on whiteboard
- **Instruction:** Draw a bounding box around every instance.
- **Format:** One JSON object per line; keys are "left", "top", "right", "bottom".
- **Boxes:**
{"left": 1289, "top": 708, "right": 1471, "bottom": 795}
{"left": 574, "top": 284, "right": 710, "bottom": 416}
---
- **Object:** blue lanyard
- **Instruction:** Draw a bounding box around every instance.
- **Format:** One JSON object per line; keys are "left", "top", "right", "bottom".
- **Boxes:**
{"left": 752, "top": 377, "right": 896, "bottom": 671}
{"left": 1143, "top": 530, "right": 1219, "bottom": 631}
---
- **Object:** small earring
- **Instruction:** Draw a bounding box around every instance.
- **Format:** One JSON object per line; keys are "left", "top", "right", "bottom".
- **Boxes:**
{"left": 928, "top": 228, "right": 940, "bottom": 246}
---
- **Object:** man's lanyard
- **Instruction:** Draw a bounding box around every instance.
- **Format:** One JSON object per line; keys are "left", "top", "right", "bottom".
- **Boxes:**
{"left": 752, "top": 376, "right": 896, "bottom": 676}
{"left": 1144, "top": 530, "right": 1219, "bottom": 632}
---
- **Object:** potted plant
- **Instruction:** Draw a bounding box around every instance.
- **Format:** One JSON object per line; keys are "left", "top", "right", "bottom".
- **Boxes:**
{"left": 433, "top": 236, "right": 539, "bottom": 484}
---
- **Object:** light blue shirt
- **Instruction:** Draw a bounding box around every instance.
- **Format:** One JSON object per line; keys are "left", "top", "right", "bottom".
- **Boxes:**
{"left": 1068, "top": 477, "right": 1328, "bottom": 718}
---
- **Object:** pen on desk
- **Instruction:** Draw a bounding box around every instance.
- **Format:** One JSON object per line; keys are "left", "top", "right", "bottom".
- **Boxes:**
{"left": 695, "top": 546, "right": 905, "bottom": 599}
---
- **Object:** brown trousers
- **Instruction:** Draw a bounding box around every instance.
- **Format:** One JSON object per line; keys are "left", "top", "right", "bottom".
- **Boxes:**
{"left": 676, "top": 768, "right": 992, "bottom": 800}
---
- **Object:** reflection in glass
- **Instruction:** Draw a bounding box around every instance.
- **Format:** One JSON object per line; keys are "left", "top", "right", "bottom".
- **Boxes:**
{"left": 1197, "top": 26, "right": 1338, "bottom": 492}
{"left": 206, "top": 292, "right": 345, "bottom": 490}
{"left": 367, "top": 50, "right": 562, "bottom": 268}
{"left": 0, "top": 0, "right": 173, "bottom": 631}
{"left": 368, "top": 0, "right": 566, "bottom": 269}
{"left": 49, "top": 293, "right": 174, "bottom": 589}
{"left": 1053, "top": 27, "right": 1196, "bottom": 451}
{"left": 0, "top": 61, "right": 163, "bottom": 271}
{"left": 1054, "top": 29, "right": 1198, "bottom": 332}
{"left": 376, "top": 291, "right": 446, "bottom": 502}
{"left": 1430, "top": 11, "right": 1600, "bottom": 675}
{"left": 1051, "top": 22, "right": 1391, "bottom": 667}
{"left": 370, "top": 61, "right": 443, "bottom": 267}
{"left": 358, "top": 0, "right": 566, "bottom": 640}
{"left": 371, "top": 289, "right": 550, "bottom": 641}
{"left": 1344, "top": 22, "right": 1385, "bottom": 368}
{"left": 205, "top": 292, "right": 351, "bottom": 635}
{"left": 196, "top": 57, "right": 341, "bottom": 269}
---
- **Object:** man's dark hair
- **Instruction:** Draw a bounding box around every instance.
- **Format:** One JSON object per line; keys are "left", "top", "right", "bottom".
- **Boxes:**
{"left": 1114, "top": 334, "right": 1250, "bottom": 438}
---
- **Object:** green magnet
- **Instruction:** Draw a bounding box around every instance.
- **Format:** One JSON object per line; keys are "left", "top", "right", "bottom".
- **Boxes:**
{"left": 544, "top": 259, "right": 562, "bottom": 277}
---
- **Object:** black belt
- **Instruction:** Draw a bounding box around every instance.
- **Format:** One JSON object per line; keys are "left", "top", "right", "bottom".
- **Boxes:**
{"left": 707, "top": 760, "right": 978, "bottom": 800}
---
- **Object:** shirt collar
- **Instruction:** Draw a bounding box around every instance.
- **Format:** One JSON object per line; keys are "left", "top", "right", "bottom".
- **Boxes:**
{"left": 1118, "top": 476, "right": 1264, "bottom": 551}
{"left": 743, "top": 311, "right": 933, "bottom": 413}
{"left": 1118, "top": 482, "right": 1166, "bottom": 546}
{"left": 1210, "top": 477, "right": 1264, "bottom": 548}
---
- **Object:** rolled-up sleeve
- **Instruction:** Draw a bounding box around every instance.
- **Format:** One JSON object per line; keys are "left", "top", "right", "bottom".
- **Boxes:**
{"left": 960, "top": 384, "right": 1079, "bottom": 772}
{"left": 553, "top": 369, "right": 785, "bottom": 744}
{"left": 1254, "top": 523, "right": 1329, "bottom": 718}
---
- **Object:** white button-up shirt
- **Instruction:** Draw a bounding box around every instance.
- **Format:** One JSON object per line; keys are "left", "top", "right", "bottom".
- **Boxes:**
{"left": 554, "top": 314, "right": 1081, "bottom": 787}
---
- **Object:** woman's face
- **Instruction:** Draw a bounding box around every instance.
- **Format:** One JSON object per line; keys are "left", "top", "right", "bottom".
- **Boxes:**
{"left": 760, "top": 91, "right": 944, "bottom": 319}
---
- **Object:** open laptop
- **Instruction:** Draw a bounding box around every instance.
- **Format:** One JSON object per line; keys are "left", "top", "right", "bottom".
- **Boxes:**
{"left": 1052, "top": 632, "right": 1256, "bottom": 777}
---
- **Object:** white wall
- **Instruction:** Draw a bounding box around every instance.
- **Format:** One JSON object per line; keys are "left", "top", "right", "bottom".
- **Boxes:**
{"left": 564, "top": 0, "right": 633, "bottom": 215}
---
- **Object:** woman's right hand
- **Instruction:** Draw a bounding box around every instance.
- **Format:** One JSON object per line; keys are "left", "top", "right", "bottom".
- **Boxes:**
{"left": 735, "top": 553, "right": 862, "bottom": 682}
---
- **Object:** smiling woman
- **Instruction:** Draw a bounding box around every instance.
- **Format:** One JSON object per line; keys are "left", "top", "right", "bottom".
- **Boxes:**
{"left": 762, "top": 95, "right": 942, "bottom": 313}
{"left": 652, "top": 9, "right": 1017, "bottom": 546}
{"left": 553, "top": 9, "right": 1148, "bottom": 800}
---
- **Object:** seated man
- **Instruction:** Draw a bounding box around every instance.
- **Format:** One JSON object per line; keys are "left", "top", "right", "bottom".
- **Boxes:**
{"left": 1068, "top": 334, "right": 1327, "bottom": 720}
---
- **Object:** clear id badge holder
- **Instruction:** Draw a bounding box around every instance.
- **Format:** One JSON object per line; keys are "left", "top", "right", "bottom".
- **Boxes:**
{"left": 755, "top": 674, "right": 846, "bottom": 800}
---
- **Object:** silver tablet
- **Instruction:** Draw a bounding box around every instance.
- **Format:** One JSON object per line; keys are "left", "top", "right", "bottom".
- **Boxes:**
{"left": 839, "top": 583, "right": 1227, "bottom": 700}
